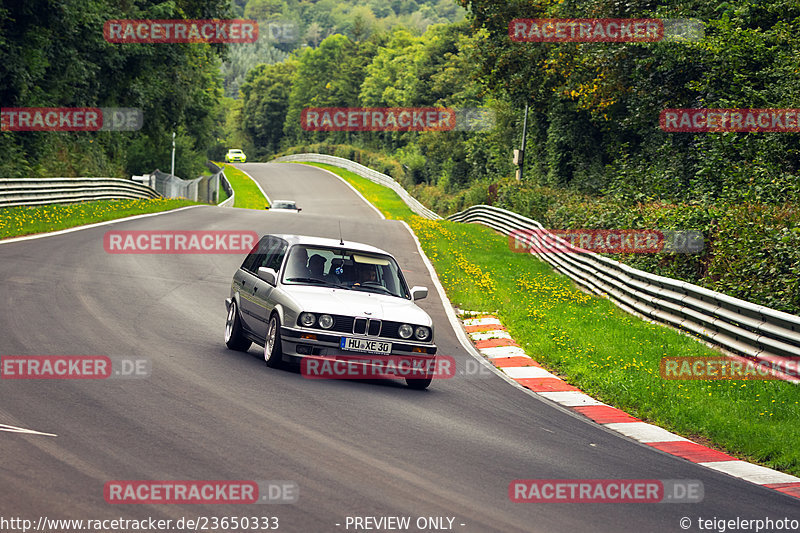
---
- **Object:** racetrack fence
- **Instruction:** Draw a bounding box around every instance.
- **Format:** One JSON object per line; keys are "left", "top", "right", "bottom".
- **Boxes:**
{"left": 449, "top": 205, "right": 799, "bottom": 382}
{"left": 207, "top": 162, "right": 234, "bottom": 207}
{"left": 0, "top": 177, "right": 159, "bottom": 208}
{"left": 274, "top": 153, "right": 800, "bottom": 382}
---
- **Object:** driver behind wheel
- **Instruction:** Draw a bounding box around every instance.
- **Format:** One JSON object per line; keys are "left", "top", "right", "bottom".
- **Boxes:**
{"left": 308, "top": 254, "right": 329, "bottom": 281}
{"left": 353, "top": 263, "right": 378, "bottom": 285}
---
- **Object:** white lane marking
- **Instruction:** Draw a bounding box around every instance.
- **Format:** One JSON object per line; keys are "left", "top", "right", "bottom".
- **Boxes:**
{"left": 287, "top": 162, "right": 385, "bottom": 220}
{"left": 0, "top": 205, "right": 202, "bottom": 245}
{"left": 538, "top": 391, "right": 606, "bottom": 407}
{"left": 233, "top": 165, "right": 272, "bottom": 206}
{"left": 502, "top": 366, "right": 557, "bottom": 379}
{"left": 698, "top": 461, "right": 800, "bottom": 485}
{"left": 0, "top": 423, "right": 57, "bottom": 437}
{"left": 604, "top": 422, "right": 690, "bottom": 443}
{"left": 469, "top": 330, "right": 512, "bottom": 341}
{"left": 463, "top": 317, "right": 502, "bottom": 327}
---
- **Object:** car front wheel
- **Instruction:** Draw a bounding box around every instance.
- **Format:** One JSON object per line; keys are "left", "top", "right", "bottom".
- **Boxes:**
{"left": 264, "top": 313, "right": 284, "bottom": 368}
{"left": 225, "top": 300, "right": 252, "bottom": 352}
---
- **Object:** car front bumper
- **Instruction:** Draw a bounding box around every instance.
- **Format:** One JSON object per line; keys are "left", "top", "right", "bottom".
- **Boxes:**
{"left": 280, "top": 326, "right": 437, "bottom": 358}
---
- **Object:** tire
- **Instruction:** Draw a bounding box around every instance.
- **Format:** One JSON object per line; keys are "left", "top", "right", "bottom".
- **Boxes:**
{"left": 264, "top": 313, "right": 284, "bottom": 368}
{"left": 225, "top": 300, "right": 252, "bottom": 352}
{"left": 405, "top": 377, "right": 432, "bottom": 390}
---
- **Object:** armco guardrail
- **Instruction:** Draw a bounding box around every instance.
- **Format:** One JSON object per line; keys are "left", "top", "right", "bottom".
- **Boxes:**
{"left": 0, "top": 177, "right": 160, "bottom": 208}
{"left": 268, "top": 154, "right": 799, "bottom": 380}
{"left": 272, "top": 153, "right": 442, "bottom": 220}
{"left": 218, "top": 172, "right": 234, "bottom": 207}
{"left": 448, "top": 205, "right": 800, "bottom": 381}
{"left": 207, "top": 162, "right": 234, "bottom": 207}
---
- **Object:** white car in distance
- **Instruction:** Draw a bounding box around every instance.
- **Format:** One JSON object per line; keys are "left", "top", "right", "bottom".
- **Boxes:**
{"left": 269, "top": 200, "right": 302, "bottom": 212}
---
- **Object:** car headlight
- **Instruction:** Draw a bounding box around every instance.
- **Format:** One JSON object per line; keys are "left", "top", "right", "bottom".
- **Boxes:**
{"left": 414, "top": 326, "right": 430, "bottom": 341}
{"left": 318, "top": 314, "right": 334, "bottom": 329}
{"left": 398, "top": 324, "right": 413, "bottom": 339}
{"left": 299, "top": 312, "right": 316, "bottom": 327}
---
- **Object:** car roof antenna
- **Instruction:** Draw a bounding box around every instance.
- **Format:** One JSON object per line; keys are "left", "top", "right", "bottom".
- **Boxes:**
{"left": 338, "top": 220, "right": 344, "bottom": 246}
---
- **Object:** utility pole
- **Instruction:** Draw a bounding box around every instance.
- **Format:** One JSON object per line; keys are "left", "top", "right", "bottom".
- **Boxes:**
{"left": 518, "top": 102, "right": 529, "bottom": 182}
{"left": 170, "top": 131, "right": 176, "bottom": 177}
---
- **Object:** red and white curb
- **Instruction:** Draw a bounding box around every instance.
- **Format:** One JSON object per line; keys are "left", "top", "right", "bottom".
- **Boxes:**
{"left": 459, "top": 311, "right": 800, "bottom": 501}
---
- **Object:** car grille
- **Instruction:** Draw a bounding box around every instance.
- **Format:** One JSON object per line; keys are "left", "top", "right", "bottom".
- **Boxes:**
{"left": 333, "top": 315, "right": 355, "bottom": 332}
{"left": 327, "top": 315, "right": 406, "bottom": 339}
{"left": 353, "top": 317, "right": 381, "bottom": 336}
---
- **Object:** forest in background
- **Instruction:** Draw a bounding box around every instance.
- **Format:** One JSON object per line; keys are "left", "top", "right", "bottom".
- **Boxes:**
{"left": 232, "top": 0, "right": 800, "bottom": 313}
{"left": 0, "top": 0, "right": 233, "bottom": 181}
{"left": 1, "top": 0, "right": 798, "bottom": 313}
{"left": 221, "top": 0, "right": 465, "bottom": 97}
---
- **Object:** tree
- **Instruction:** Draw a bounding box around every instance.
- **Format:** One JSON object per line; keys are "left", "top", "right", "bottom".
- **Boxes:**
{"left": 1, "top": 0, "right": 232, "bottom": 179}
{"left": 240, "top": 60, "right": 298, "bottom": 153}
{"left": 283, "top": 34, "right": 374, "bottom": 144}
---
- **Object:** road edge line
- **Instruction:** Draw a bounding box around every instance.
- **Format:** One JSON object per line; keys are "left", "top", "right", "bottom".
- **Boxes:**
{"left": 0, "top": 205, "right": 203, "bottom": 245}
{"left": 284, "top": 162, "right": 386, "bottom": 221}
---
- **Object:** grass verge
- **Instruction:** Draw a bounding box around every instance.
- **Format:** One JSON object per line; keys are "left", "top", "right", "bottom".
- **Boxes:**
{"left": 218, "top": 184, "right": 229, "bottom": 204}
{"left": 218, "top": 162, "right": 268, "bottom": 209}
{"left": 299, "top": 161, "right": 800, "bottom": 477}
{"left": 0, "top": 198, "right": 198, "bottom": 240}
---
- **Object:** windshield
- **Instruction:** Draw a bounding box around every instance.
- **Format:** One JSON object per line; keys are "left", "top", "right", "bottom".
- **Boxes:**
{"left": 282, "top": 245, "right": 410, "bottom": 299}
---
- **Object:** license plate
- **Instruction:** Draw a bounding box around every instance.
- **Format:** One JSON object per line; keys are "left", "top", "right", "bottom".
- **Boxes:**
{"left": 340, "top": 337, "right": 392, "bottom": 355}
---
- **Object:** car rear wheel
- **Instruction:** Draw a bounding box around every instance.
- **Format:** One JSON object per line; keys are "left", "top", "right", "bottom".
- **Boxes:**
{"left": 405, "top": 377, "right": 432, "bottom": 390}
{"left": 225, "top": 301, "right": 252, "bottom": 352}
{"left": 264, "top": 313, "right": 284, "bottom": 368}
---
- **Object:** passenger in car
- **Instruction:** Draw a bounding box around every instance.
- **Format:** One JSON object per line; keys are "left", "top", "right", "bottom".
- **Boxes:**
{"left": 354, "top": 264, "right": 378, "bottom": 285}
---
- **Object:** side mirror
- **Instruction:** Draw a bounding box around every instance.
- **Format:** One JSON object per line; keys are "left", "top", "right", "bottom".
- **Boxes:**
{"left": 297, "top": 207, "right": 302, "bottom": 212}
{"left": 410, "top": 286, "right": 428, "bottom": 301}
{"left": 257, "top": 267, "right": 277, "bottom": 286}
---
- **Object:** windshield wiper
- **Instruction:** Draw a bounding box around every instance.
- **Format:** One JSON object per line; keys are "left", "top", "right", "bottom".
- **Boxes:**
{"left": 351, "top": 284, "right": 394, "bottom": 296}
{"left": 286, "top": 277, "right": 348, "bottom": 289}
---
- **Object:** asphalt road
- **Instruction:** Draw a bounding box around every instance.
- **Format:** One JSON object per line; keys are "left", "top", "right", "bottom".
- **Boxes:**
{"left": 1, "top": 162, "right": 797, "bottom": 532}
